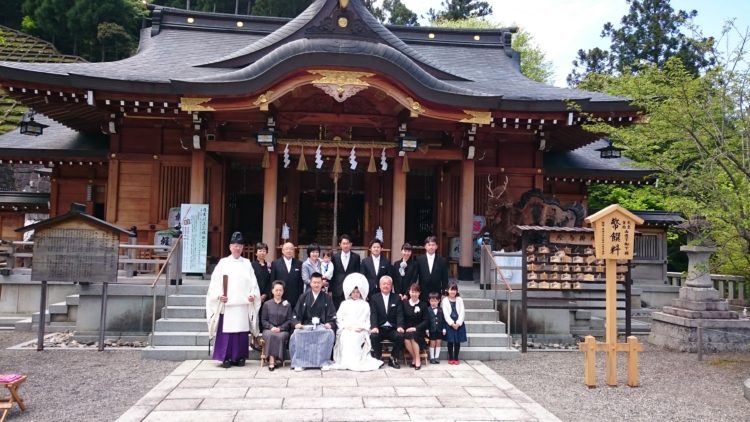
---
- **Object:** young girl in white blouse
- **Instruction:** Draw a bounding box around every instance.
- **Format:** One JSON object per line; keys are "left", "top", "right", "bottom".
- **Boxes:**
{"left": 441, "top": 281, "right": 466, "bottom": 364}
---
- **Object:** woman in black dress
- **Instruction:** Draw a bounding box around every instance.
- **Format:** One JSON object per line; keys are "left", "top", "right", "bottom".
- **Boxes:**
{"left": 260, "top": 281, "right": 293, "bottom": 371}
{"left": 392, "top": 243, "right": 417, "bottom": 299}
{"left": 402, "top": 282, "right": 428, "bottom": 369}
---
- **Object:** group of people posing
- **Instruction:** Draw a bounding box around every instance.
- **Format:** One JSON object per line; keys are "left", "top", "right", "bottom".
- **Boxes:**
{"left": 206, "top": 232, "right": 467, "bottom": 372}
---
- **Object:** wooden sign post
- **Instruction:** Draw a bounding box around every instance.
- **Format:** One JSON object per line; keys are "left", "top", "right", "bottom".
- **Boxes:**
{"left": 581, "top": 204, "right": 644, "bottom": 387}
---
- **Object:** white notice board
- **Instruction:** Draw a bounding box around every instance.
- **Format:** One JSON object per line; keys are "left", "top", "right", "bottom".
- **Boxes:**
{"left": 181, "top": 204, "right": 209, "bottom": 273}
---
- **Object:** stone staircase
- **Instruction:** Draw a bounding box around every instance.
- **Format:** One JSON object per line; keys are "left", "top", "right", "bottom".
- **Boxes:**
{"left": 142, "top": 281, "right": 519, "bottom": 361}
{"left": 13, "top": 294, "right": 78, "bottom": 331}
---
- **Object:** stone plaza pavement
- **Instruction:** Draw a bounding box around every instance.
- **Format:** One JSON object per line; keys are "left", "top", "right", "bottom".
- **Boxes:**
{"left": 116, "top": 359, "right": 560, "bottom": 422}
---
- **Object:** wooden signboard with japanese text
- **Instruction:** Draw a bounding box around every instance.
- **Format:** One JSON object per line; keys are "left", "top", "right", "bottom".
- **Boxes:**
{"left": 32, "top": 219, "right": 120, "bottom": 284}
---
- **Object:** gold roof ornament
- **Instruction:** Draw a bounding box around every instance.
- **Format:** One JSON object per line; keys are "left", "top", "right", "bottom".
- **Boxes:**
{"left": 180, "top": 97, "right": 215, "bottom": 112}
{"left": 460, "top": 110, "right": 492, "bottom": 125}
{"left": 339, "top": 0, "right": 349, "bottom": 9}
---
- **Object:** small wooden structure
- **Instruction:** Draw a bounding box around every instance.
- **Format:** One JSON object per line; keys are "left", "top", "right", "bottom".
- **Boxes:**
{"left": 0, "top": 374, "right": 26, "bottom": 422}
{"left": 15, "top": 203, "right": 133, "bottom": 351}
{"left": 581, "top": 204, "right": 644, "bottom": 387}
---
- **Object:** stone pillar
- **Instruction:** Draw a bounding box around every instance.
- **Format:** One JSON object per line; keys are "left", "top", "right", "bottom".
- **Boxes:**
{"left": 649, "top": 245, "right": 750, "bottom": 352}
{"left": 458, "top": 159, "right": 475, "bottom": 281}
{"left": 262, "top": 153, "right": 278, "bottom": 261}
{"left": 189, "top": 149, "right": 206, "bottom": 204}
{"left": 391, "top": 156, "right": 406, "bottom": 261}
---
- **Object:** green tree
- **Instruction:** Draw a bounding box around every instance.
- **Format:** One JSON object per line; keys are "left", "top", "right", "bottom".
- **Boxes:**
{"left": 249, "top": 0, "right": 311, "bottom": 18}
{"left": 97, "top": 22, "right": 133, "bottom": 61}
{"left": 428, "top": 0, "right": 492, "bottom": 22}
{"left": 585, "top": 25, "right": 750, "bottom": 276}
{"left": 430, "top": 17, "right": 553, "bottom": 84}
{"left": 567, "top": 0, "right": 714, "bottom": 86}
{"left": 0, "top": 0, "right": 24, "bottom": 29}
{"left": 21, "top": 0, "right": 146, "bottom": 61}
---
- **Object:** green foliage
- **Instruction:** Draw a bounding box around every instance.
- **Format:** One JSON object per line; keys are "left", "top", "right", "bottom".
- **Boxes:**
{"left": 150, "top": 0, "right": 255, "bottom": 14}
{"left": 363, "top": 0, "right": 417, "bottom": 26}
{"left": 97, "top": 22, "right": 133, "bottom": 61}
{"left": 512, "top": 30, "right": 554, "bottom": 84}
{"left": 427, "top": 0, "right": 492, "bottom": 22}
{"left": 0, "top": 0, "right": 24, "bottom": 29}
{"left": 20, "top": 0, "right": 147, "bottom": 61}
{"left": 568, "top": 0, "right": 714, "bottom": 87}
{"left": 584, "top": 25, "right": 750, "bottom": 277}
{"left": 430, "top": 18, "right": 553, "bottom": 84}
{"left": 249, "top": 0, "right": 312, "bottom": 18}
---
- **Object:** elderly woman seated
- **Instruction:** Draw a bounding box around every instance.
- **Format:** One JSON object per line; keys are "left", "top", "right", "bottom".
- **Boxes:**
{"left": 260, "top": 280, "right": 293, "bottom": 371}
{"left": 288, "top": 272, "right": 337, "bottom": 371}
{"left": 330, "top": 273, "right": 383, "bottom": 371}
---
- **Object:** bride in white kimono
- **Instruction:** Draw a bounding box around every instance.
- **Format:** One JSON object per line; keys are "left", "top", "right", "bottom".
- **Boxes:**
{"left": 331, "top": 273, "right": 383, "bottom": 371}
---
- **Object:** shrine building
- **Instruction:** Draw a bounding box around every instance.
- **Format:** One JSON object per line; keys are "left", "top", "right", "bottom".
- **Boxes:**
{"left": 0, "top": 0, "right": 650, "bottom": 278}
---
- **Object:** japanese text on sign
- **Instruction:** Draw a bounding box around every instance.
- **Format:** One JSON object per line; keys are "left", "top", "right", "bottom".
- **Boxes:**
{"left": 181, "top": 204, "right": 209, "bottom": 273}
{"left": 595, "top": 215, "right": 635, "bottom": 260}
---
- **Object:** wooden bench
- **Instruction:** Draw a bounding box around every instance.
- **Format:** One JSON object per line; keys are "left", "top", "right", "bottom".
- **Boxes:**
{"left": 0, "top": 374, "right": 26, "bottom": 422}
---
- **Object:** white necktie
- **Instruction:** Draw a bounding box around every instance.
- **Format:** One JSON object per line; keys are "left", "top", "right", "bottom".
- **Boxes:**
{"left": 342, "top": 253, "right": 349, "bottom": 270}
{"left": 428, "top": 255, "right": 434, "bottom": 273}
{"left": 285, "top": 258, "right": 291, "bottom": 273}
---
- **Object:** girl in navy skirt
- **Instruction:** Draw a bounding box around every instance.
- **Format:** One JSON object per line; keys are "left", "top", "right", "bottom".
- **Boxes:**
{"left": 426, "top": 292, "right": 446, "bottom": 364}
{"left": 441, "top": 281, "right": 466, "bottom": 364}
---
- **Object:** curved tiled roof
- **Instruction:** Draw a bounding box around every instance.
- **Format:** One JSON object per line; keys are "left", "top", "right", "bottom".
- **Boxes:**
{"left": 0, "top": 0, "right": 635, "bottom": 113}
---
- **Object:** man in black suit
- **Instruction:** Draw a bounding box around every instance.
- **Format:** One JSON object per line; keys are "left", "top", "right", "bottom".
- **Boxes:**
{"left": 360, "top": 238, "right": 393, "bottom": 299}
{"left": 415, "top": 236, "right": 449, "bottom": 302}
{"left": 370, "top": 275, "right": 404, "bottom": 369}
{"left": 331, "top": 234, "right": 361, "bottom": 309}
{"left": 270, "top": 241, "right": 304, "bottom": 307}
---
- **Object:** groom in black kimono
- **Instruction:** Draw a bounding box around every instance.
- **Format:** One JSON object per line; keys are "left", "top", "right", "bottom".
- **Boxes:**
{"left": 370, "top": 275, "right": 404, "bottom": 369}
{"left": 292, "top": 273, "right": 337, "bottom": 330}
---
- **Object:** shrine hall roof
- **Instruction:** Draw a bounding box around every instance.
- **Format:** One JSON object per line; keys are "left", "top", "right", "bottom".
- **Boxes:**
{"left": 544, "top": 139, "right": 654, "bottom": 182}
{"left": 0, "top": 0, "right": 634, "bottom": 113}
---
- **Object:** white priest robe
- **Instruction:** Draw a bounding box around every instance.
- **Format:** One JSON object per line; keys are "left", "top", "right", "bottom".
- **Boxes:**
{"left": 206, "top": 255, "right": 261, "bottom": 336}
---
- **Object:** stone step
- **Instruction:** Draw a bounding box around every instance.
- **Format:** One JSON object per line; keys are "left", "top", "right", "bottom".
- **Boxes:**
{"left": 16, "top": 320, "right": 76, "bottom": 331}
{"left": 164, "top": 306, "right": 206, "bottom": 319}
{"left": 166, "top": 294, "right": 205, "bottom": 307}
{"left": 0, "top": 315, "right": 28, "bottom": 329}
{"left": 463, "top": 320, "right": 506, "bottom": 333}
{"left": 463, "top": 309, "right": 499, "bottom": 322}
{"left": 65, "top": 294, "right": 80, "bottom": 306}
{"left": 466, "top": 333, "right": 513, "bottom": 348}
{"left": 152, "top": 331, "right": 209, "bottom": 346}
{"left": 142, "top": 345, "right": 261, "bottom": 361}
{"left": 462, "top": 298, "right": 495, "bottom": 309}
{"left": 438, "top": 346, "right": 519, "bottom": 361}
{"left": 173, "top": 285, "right": 210, "bottom": 295}
{"left": 155, "top": 318, "right": 208, "bottom": 332}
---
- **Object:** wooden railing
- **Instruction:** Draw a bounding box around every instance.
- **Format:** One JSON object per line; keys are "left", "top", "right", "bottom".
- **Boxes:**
{"left": 0, "top": 239, "right": 171, "bottom": 278}
{"left": 667, "top": 271, "right": 748, "bottom": 302}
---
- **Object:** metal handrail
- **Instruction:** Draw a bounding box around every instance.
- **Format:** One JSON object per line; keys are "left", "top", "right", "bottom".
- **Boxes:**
{"left": 480, "top": 244, "right": 514, "bottom": 349}
{"left": 149, "top": 235, "right": 182, "bottom": 347}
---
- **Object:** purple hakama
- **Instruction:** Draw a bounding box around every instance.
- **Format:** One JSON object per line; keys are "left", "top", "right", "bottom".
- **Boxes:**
{"left": 212, "top": 314, "right": 250, "bottom": 361}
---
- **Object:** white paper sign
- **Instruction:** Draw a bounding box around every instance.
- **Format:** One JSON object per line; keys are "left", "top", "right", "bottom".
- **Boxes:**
{"left": 181, "top": 204, "right": 209, "bottom": 273}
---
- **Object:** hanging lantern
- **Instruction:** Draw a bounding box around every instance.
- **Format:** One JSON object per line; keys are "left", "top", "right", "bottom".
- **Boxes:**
{"left": 367, "top": 148, "right": 377, "bottom": 173}
{"left": 261, "top": 149, "right": 270, "bottom": 169}
{"left": 297, "top": 146, "right": 308, "bottom": 171}
{"left": 402, "top": 153, "right": 410, "bottom": 173}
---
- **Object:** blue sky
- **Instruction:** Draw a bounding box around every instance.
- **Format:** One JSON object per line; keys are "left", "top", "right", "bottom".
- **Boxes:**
{"left": 398, "top": 0, "right": 750, "bottom": 86}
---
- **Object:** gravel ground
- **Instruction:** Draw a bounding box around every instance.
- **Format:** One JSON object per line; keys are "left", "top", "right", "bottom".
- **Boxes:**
{"left": 0, "top": 331, "right": 179, "bottom": 422}
{"left": 2, "top": 329, "right": 749, "bottom": 422}
{"left": 489, "top": 340, "right": 750, "bottom": 422}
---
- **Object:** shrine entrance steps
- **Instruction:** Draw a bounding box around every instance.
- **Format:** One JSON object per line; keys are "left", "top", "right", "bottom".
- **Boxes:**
{"left": 142, "top": 281, "right": 519, "bottom": 361}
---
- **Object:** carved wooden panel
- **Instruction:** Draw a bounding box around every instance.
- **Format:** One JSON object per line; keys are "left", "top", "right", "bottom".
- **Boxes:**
{"left": 159, "top": 163, "right": 190, "bottom": 223}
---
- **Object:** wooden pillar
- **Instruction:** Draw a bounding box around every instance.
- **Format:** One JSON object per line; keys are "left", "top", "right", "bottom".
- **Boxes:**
{"left": 263, "top": 153, "right": 278, "bottom": 261}
{"left": 458, "top": 158, "right": 475, "bottom": 280}
{"left": 190, "top": 149, "right": 206, "bottom": 204}
{"left": 105, "top": 158, "right": 119, "bottom": 222}
{"left": 391, "top": 156, "right": 406, "bottom": 261}
{"left": 605, "top": 258, "right": 618, "bottom": 386}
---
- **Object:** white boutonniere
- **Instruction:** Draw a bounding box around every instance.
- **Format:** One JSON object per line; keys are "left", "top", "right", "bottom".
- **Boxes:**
{"left": 282, "top": 300, "right": 289, "bottom": 306}
{"left": 415, "top": 306, "right": 420, "bottom": 313}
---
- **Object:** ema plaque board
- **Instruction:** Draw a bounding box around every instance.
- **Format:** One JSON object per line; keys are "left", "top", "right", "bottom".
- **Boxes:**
{"left": 31, "top": 221, "right": 120, "bottom": 283}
